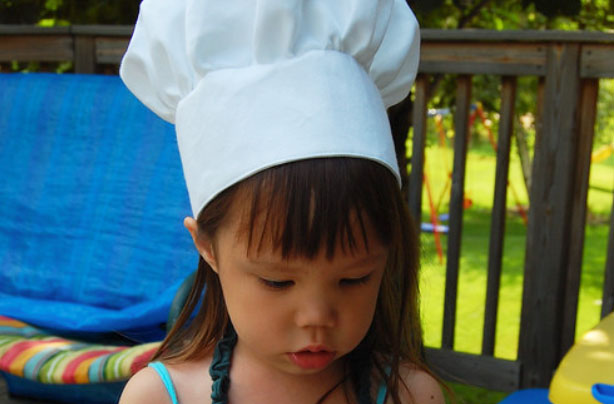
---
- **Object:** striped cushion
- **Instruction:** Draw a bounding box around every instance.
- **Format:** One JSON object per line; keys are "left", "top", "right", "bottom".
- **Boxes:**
{"left": 0, "top": 316, "right": 159, "bottom": 384}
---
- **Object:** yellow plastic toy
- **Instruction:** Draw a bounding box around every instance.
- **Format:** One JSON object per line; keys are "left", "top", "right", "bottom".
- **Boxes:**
{"left": 549, "top": 312, "right": 614, "bottom": 404}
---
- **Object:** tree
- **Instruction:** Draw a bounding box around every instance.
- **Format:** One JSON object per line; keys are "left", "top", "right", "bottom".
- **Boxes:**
{"left": 389, "top": 0, "right": 613, "bottom": 197}
{"left": 408, "top": 0, "right": 603, "bottom": 29}
{"left": 0, "top": 0, "right": 140, "bottom": 25}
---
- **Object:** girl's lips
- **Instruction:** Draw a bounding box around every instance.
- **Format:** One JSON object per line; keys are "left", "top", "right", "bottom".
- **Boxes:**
{"left": 288, "top": 349, "right": 336, "bottom": 370}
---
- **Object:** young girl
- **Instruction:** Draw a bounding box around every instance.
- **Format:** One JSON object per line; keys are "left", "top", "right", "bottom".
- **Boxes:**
{"left": 118, "top": 0, "right": 445, "bottom": 403}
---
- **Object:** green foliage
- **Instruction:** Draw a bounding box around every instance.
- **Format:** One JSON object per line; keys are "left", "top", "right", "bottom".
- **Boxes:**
{"left": 409, "top": 0, "right": 613, "bottom": 30}
{"left": 407, "top": 0, "right": 614, "bottom": 153}
{"left": 0, "top": 0, "right": 42, "bottom": 24}
{"left": 410, "top": 0, "right": 540, "bottom": 29}
{"left": 596, "top": 80, "right": 614, "bottom": 147}
{"left": 44, "top": 0, "right": 61, "bottom": 11}
{"left": 0, "top": 0, "right": 140, "bottom": 25}
{"left": 524, "top": 0, "right": 582, "bottom": 17}
{"left": 3, "top": 0, "right": 603, "bottom": 29}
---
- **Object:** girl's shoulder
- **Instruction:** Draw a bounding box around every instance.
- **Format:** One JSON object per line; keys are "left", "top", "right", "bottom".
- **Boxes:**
{"left": 119, "top": 357, "right": 214, "bottom": 404}
{"left": 119, "top": 365, "right": 172, "bottom": 404}
{"left": 392, "top": 361, "right": 446, "bottom": 404}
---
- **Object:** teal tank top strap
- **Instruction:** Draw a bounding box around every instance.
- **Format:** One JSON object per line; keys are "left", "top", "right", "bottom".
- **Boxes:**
{"left": 148, "top": 361, "right": 179, "bottom": 404}
{"left": 376, "top": 382, "right": 388, "bottom": 404}
{"left": 375, "top": 366, "right": 392, "bottom": 404}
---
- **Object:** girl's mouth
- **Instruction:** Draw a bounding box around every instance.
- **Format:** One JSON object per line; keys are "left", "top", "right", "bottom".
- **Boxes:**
{"left": 288, "top": 347, "right": 336, "bottom": 370}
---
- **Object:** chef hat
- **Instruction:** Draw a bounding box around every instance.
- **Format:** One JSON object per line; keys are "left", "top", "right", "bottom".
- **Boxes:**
{"left": 120, "top": 0, "right": 420, "bottom": 217}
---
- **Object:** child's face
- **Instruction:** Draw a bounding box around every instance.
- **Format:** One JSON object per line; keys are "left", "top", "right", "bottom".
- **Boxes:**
{"left": 194, "top": 207, "right": 388, "bottom": 376}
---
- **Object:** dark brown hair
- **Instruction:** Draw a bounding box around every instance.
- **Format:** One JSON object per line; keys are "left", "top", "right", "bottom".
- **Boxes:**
{"left": 153, "top": 157, "right": 434, "bottom": 403}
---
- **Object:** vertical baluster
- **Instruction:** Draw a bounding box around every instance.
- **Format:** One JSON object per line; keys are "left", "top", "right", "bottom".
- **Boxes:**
{"left": 409, "top": 74, "right": 429, "bottom": 224}
{"left": 442, "top": 75, "right": 472, "bottom": 350}
{"left": 482, "top": 76, "right": 517, "bottom": 356}
{"left": 560, "top": 78, "right": 599, "bottom": 354}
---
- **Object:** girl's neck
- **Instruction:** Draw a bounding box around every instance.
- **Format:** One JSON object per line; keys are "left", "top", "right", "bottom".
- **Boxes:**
{"left": 228, "top": 339, "right": 353, "bottom": 404}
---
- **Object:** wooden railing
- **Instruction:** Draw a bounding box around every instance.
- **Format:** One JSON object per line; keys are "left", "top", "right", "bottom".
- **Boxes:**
{"left": 2, "top": 26, "right": 614, "bottom": 392}
{"left": 415, "top": 29, "right": 614, "bottom": 391}
{"left": 0, "top": 25, "right": 130, "bottom": 73}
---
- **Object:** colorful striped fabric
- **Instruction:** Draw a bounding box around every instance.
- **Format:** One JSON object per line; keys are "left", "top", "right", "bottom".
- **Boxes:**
{"left": 0, "top": 316, "right": 160, "bottom": 384}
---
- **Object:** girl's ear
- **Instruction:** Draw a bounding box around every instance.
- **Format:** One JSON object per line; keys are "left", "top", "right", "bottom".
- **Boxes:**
{"left": 183, "top": 217, "right": 219, "bottom": 272}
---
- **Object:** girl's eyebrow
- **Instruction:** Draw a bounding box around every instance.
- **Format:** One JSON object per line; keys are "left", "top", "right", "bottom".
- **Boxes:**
{"left": 247, "top": 251, "right": 387, "bottom": 273}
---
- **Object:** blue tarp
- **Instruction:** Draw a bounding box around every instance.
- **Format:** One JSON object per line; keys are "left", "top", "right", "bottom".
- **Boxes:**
{"left": 0, "top": 73, "right": 196, "bottom": 339}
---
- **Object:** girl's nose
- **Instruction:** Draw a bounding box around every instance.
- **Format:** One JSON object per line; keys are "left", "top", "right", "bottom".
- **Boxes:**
{"left": 294, "top": 296, "right": 337, "bottom": 329}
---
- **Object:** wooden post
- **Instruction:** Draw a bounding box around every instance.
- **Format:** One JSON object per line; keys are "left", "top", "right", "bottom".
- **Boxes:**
{"left": 518, "top": 44, "right": 582, "bottom": 387}
{"left": 442, "top": 75, "right": 472, "bottom": 350}
{"left": 409, "top": 75, "right": 429, "bottom": 223}
{"left": 74, "top": 35, "right": 96, "bottom": 74}
{"left": 482, "top": 76, "right": 517, "bottom": 356}
{"left": 560, "top": 78, "right": 599, "bottom": 354}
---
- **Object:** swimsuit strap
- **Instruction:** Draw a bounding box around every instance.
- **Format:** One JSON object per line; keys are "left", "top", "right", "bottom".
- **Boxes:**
{"left": 209, "top": 325, "right": 237, "bottom": 404}
{"left": 206, "top": 324, "right": 382, "bottom": 404}
{"left": 375, "top": 381, "right": 388, "bottom": 404}
{"left": 375, "top": 366, "right": 392, "bottom": 404}
{"left": 148, "top": 362, "right": 179, "bottom": 404}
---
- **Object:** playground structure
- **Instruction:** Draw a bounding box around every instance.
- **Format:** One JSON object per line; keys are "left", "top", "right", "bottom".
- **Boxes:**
{"left": 421, "top": 103, "right": 529, "bottom": 264}
{"left": 422, "top": 101, "right": 613, "bottom": 264}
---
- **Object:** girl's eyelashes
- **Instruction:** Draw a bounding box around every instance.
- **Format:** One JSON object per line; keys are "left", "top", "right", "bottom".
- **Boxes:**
{"left": 259, "top": 273, "right": 373, "bottom": 289}
{"left": 340, "top": 273, "right": 372, "bottom": 286}
{"left": 259, "top": 278, "right": 294, "bottom": 290}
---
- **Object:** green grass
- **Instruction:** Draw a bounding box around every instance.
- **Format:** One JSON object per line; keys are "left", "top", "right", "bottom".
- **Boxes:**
{"left": 447, "top": 383, "right": 508, "bottom": 404}
{"left": 417, "top": 145, "right": 614, "bottom": 403}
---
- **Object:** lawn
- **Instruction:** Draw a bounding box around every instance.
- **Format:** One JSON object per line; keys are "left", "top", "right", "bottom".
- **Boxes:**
{"left": 417, "top": 144, "right": 614, "bottom": 403}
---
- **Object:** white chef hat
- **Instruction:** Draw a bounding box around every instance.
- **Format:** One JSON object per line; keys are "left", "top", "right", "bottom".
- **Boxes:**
{"left": 120, "top": 0, "right": 420, "bottom": 217}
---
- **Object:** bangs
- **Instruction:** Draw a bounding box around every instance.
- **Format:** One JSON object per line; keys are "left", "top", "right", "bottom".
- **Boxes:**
{"left": 231, "top": 158, "right": 401, "bottom": 259}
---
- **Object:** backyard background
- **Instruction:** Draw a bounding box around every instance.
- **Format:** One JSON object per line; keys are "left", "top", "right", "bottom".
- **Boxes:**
{"left": 1, "top": 1, "right": 613, "bottom": 403}
{"left": 418, "top": 114, "right": 613, "bottom": 403}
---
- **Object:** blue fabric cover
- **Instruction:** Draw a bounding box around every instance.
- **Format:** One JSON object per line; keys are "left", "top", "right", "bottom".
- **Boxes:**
{"left": 0, "top": 73, "right": 195, "bottom": 337}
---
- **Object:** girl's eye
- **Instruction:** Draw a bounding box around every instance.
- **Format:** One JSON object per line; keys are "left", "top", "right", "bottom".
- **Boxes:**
{"left": 260, "top": 278, "right": 294, "bottom": 290}
{"left": 340, "top": 274, "right": 372, "bottom": 286}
